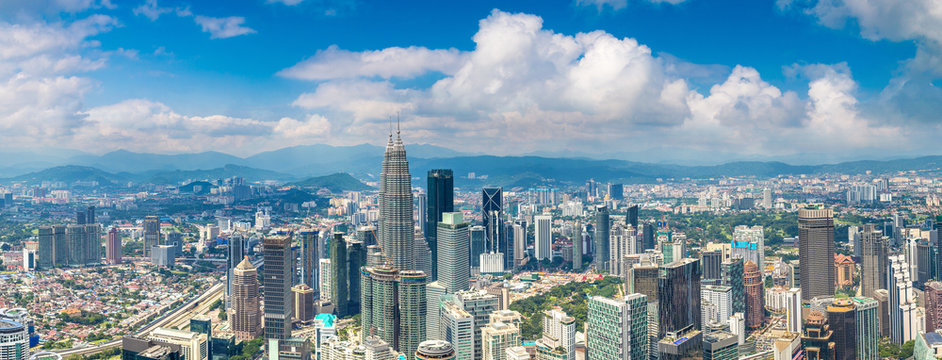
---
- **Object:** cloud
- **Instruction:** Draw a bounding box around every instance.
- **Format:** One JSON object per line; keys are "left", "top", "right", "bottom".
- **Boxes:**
{"left": 278, "top": 45, "right": 464, "bottom": 80}
{"left": 268, "top": 0, "right": 304, "bottom": 5}
{"left": 575, "top": 0, "right": 687, "bottom": 12}
{"left": 0, "top": 0, "right": 114, "bottom": 17}
{"left": 278, "top": 9, "right": 927, "bottom": 158}
{"left": 193, "top": 15, "right": 256, "bottom": 39}
{"left": 274, "top": 115, "right": 331, "bottom": 137}
{"left": 133, "top": 0, "right": 172, "bottom": 21}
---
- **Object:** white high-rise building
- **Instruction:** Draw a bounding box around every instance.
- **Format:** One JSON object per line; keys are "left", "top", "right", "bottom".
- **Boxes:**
{"left": 762, "top": 188, "right": 772, "bottom": 209}
{"left": 785, "top": 288, "right": 802, "bottom": 335}
{"left": 540, "top": 309, "right": 575, "bottom": 360}
{"left": 534, "top": 215, "right": 552, "bottom": 260}
{"left": 609, "top": 224, "right": 637, "bottom": 276}
{"left": 729, "top": 313, "right": 745, "bottom": 345}
{"left": 319, "top": 259, "right": 332, "bottom": 300}
{"left": 701, "top": 285, "right": 732, "bottom": 326}
{"left": 440, "top": 298, "right": 475, "bottom": 360}
{"left": 888, "top": 254, "right": 917, "bottom": 344}
{"left": 512, "top": 220, "right": 527, "bottom": 268}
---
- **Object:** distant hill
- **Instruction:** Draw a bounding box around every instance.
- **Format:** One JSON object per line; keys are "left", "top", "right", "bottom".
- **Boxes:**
{"left": 69, "top": 150, "right": 247, "bottom": 173}
{"left": 5, "top": 165, "right": 128, "bottom": 185}
{"left": 142, "top": 164, "right": 295, "bottom": 184}
{"left": 288, "top": 173, "right": 372, "bottom": 192}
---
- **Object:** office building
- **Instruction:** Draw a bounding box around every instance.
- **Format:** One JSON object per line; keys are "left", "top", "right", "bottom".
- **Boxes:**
{"left": 0, "top": 319, "right": 28, "bottom": 360}
{"left": 230, "top": 256, "right": 261, "bottom": 341}
{"left": 379, "top": 130, "right": 416, "bottom": 271}
{"left": 149, "top": 328, "right": 208, "bottom": 360}
{"left": 427, "top": 169, "right": 455, "bottom": 281}
{"left": 440, "top": 296, "right": 475, "bottom": 360}
{"left": 106, "top": 227, "right": 121, "bottom": 265}
{"left": 657, "top": 325, "right": 702, "bottom": 360}
{"left": 801, "top": 310, "right": 834, "bottom": 360}
{"left": 572, "top": 221, "right": 583, "bottom": 271}
{"left": 513, "top": 219, "right": 527, "bottom": 269}
{"left": 225, "top": 233, "right": 244, "bottom": 310}
{"left": 658, "top": 258, "right": 701, "bottom": 337}
{"left": 454, "top": 290, "right": 498, "bottom": 360}
{"left": 300, "top": 230, "right": 318, "bottom": 292}
{"left": 743, "top": 260, "right": 765, "bottom": 329}
{"left": 471, "top": 226, "right": 485, "bottom": 268}
{"left": 293, "top": 284, "right": 315, "bottom": 322}
{"left": 641, "top": 223, "right": 655, "bottom": 252}
{"left": 144, "top": 216, "right": 160, "bottom": 258}
{"left": 438, "top": 212, "right": 470, "bottom": 293}
{"left": 534, "top": 215, "right": 552, "bottom": 260}
{"left": 888, "top": 254, "right": 918, "bottom": 344}
{"left": 701, "top": 285, "right": 732, "bottom": 326}
{"left": 860, "top": 224, "right": 888, "bottom": 298}
{"left": 416, "top": 340, "right": 455, "bottom": 360}
{"left": 263, "top": 234, "right": 294, "bottom": 342}
{"left": 626, "top": 205, "right": 639, "bottom": 228}
{"left": 722, "top": 258, "right": 745, "bottom": 315}
{"left": 319, "top": 259, "right": 332, "bottom": 301}
{"left": 586, "top": 294, "right": 648, "bottom": 360}
{"left": 151, "top": 245, "right": 175, "bottom": 267}
{"left": 426, "top": 281, "right": 447, "bottom": 340}
{"left": 701, "top": 250, "right": 723, "bottom": 281}
{"left": 731, "top": 225, "right": 764, "bottom": 269}
{"left": 417, "top": 193, "right": 428, "bottom": 236}
{"left": 853, "top": 297, "right": 879, "bottom": 360}
{"left": 798, "top": 206, "right": 835, "bottom": 300}
{"left": 330, "top": 234, "right": 349, "bottom": 316}
{"left": 121, "top": 336, "right": 182, "bottom": 360}
{"left": 785, "top": 288, "right": 801, "bottom": 335}
{"left": 359, "top": 265, "right": 428, "bottom": 357}
{"left": 481, "top": 322, "right": 519, "bottom": 360}
{"left": 594, "top": 206, "right": 610, "bottom": 271}
{"left": 927, "top": 281, "right": 942, "bottom": 332}
{"left": 702, "top": 331, "right": 738, "bottom": 360}
{"left": 826, "top": 299, "right": 856, "bottom": 360}
{"left": 539, "top": 309, "right": 575, "bottom": 360}
{"left": 364, "top": 335, "right": 395, "bottom": 360}
{"left": 482, "top": 187, "right": 502, "bottom": 252}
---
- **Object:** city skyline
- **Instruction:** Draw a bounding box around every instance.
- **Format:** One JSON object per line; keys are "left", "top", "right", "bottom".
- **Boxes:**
{"left": 0, "top": 0, "right": 940, "bottom": 162}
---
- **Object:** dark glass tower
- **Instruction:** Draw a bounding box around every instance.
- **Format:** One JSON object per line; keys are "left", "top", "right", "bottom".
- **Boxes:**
{"left": 798, "top": 207, "right": 835, "bottom": 301}
{"left": 347, "top": 240, "right": 366, "bottom": 314}
{"left": 657, "top": 258, "right": 701, "bottom": 337}
{"left": 482, "top": 187, "right": 502, "bottom": 253}
{"left": 626, "top": 205, "right": 638, "bottom": 228}
{"left": 263, "top": 234, "right": 293, "bottom": 342}
{"left": 299, "top": 230, "right": 318, "bottom": 295}
{"left": 330, "top": 234, "right": 349, "bottom": 317}
{"left": 426, "top": 169, "right": 454, "bottom": 281}
{"left": 595, "top": 206, "right": 610, "bottom": 271}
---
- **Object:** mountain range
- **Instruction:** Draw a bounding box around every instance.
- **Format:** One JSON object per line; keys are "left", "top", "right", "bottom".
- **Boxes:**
{"left": 1, "top": 144, "right": 941, "bottom": 188}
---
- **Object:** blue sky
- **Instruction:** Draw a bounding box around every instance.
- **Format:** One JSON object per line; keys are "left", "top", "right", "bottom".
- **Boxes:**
{"left": 0, "top": 0, "right": 939, "bottom": 163}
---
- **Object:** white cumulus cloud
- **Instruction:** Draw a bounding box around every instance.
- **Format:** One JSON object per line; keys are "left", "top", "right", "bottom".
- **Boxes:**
{"left": 193, "top": 16, "right": 256, "bottom": 39}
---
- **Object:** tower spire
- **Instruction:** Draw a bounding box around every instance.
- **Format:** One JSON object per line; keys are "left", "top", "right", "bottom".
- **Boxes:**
{"left": 396, "top": 111, "right": 401, "bottom": 138}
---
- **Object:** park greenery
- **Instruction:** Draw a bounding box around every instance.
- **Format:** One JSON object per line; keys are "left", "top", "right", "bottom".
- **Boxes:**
{"left": 879, "top": 338, "right": 914, "bottom": 359}
{"left": 509, "top": 276, "right": 623, "bottom": 340}
{"left": 230, "top": 337, "right": 265, "bottom": 360}
{"left": 58, "top": 310, "right": 107, "bottom": 326}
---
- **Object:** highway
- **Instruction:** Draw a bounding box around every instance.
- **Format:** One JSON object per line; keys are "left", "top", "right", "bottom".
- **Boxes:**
{"left": 54, "top": 257, "right": 262, "bottom": 358}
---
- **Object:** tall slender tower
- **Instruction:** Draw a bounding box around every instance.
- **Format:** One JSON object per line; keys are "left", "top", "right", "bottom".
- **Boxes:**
{"left": 595, "top": 206, "right": 610, "bottom": 271}
{"left": 330, "top": 234, "right": 349, "bottom": 316}
{"left": 227, "top": 233, "right": 244, "bottom": 310}
{"left": 438, "top": 212, "right": 470, "bottom": 293}
{"left": 300, "top": 229, "right": 318, "bottom": 292}
{"left": 263, "top": 234, "right": 293, "bottom": 342}
{"left": 106, "top": 227, "right": 121, "bottom": 265}
{"left": 860, "top": 224, "right": 887, "bottom": 298}
{"left": 143, "top": 216, "right": 160, "bottom": 258}
{"left": 798, "top": 206, "right": 834, "bottom": 301}
{"left": 426, "top": 169, "right": 454, "bottom": 281}
{"left": 380, "top": 128, "right": 416, "bottom": 271}
{"left": 572, "top": 221, "right": 583, "bottom": 272}
{"left": 743, "top": 260, "right": 765, "bottom": 329}
{"left": 231, "top": 256, "right": 261, "bottom": 341}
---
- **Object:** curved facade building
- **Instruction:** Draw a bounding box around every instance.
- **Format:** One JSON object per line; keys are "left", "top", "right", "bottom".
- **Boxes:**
{"left": 231, "top": 256, "right": 261, "bottom": 341}
{"left": 415, "top": 340, "right": 455, "bottom": 360}
{"left": 380, "top": 131, "right": 416, "bottom": 271}
{"left": 0, "top": 319, "right": 28, "bottom": 360}
{"left": 743, "top": 260, "right": 765, "bottom": 329}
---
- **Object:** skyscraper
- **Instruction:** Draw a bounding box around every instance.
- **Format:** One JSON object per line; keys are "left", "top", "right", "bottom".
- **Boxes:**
{"left": 700, "top": 250, "right": 723, "bottom": 281}
{"left": 330, "top": 234, "right": 349, "bottom": 316}
{"left": 572, "top": 221, "right": 583, "bottom": 271}
{"left": 743, "top": 260, "right": 765, "bottom": 329}
{"left": 438, "top": 212, "right": 470, "bottom": 293}
{"left": 380, "top": 129, "right": 416, "bottom": 271}
{"left": 595, "top": 206, "right": 610, "bottom": 271}
{"left": 292, "top": 284, "right": 315, "bottom": 322}
{"left": 888, "top": 254, "right": 917, "bottom": 344}
{"left": 586, "top": 293, "right": 648, "bottom": 360}
{"left": 853, "top": 297, "right": 879, "bottom": 360}
{"left": 798, "top": 206, "right": 835, "bottom": 301}
{"left": 827, "top": 299, "right": 857, "bottom": 360}
{"left": 300, "top": 229, "right": 318, "bottom": 292}
{"left": 144, "top": 216, "right": 160, "bottom": 258}
{"left": 513, "top": 219, "right": 527, "bottom": 269}
{"left": 731, "top": 225, "right": 764, "bottom": 269}
{"left": 106, "top": 227, "right": 121, "bottom": 265}
{"left": 482, "top": 187, "right": 502, "bottom": 252}
{"left": 427, "top": 169, "right": 454, "bottom": 281}
{"left": 226, "top": 233, "right": 244, "bottom": 310}
{"left": 534, "top": 215, "right": 552, "bottom": 260}
{"left": 348, "top": 239, "right": 366, "bottom": 314}
{"left": 658, "top": 258, "right": 701, "bottom": 337}
{"left": 723, "top": 258, "right": 745, "bottom": 316}
{"left": 860, "top": 224, "right": 887, "bottom": 298}
{"left": 801, "top": 310, "right": 835, "bottom": 360}
{"left": 440, "top": 296, "right": 475, "bottom": 360}
{"left": 417, "top": 192, "right": 427, "bottom": 235}
{"left": 399, "top": 270, "right": 428, "bottom": 358}
{"left": 626, "top": 205, "right": 639, "bottom": 228}
{"left": 786, "top": 288, "right": 801, "bottom": 335}
{"left": 263, "top": 234, "right": 294, "bottom": 342}
{"left": 471, "top": 226, "right": 485, "bottom": 268}
{"left": 926, "top": 281, "right": 942, "bottom": 332}
{"left": 231, "top": 256, "right": 261, "bottom": 341}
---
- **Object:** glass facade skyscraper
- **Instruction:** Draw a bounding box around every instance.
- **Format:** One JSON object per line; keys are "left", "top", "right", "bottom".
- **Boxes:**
{"left": 427, "top": 169, "right": 454, "bottom": 281}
